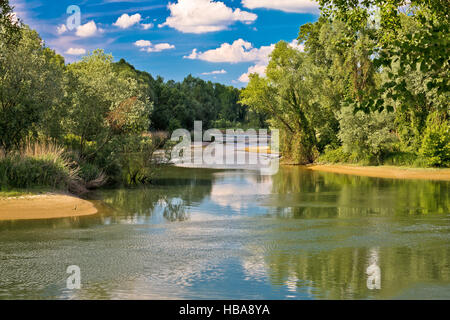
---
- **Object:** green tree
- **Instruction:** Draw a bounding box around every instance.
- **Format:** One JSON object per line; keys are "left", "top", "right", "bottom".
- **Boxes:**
{"left": 0, "top": 0, "right": 21, "bottom": 51}
{"left": 65, "top": 50, "right": 152, "bottom": 158}
{"left": 0, "top": 26, "right": 64, "bottom": 153}
{"left": 419, "top": 113, "right": 450, "bottom": 167}
{"left": 241, "top": 41, "right": 319, "bottom": 164}
{"left": 338, "top": 106, "right": 397, "bottom": 163}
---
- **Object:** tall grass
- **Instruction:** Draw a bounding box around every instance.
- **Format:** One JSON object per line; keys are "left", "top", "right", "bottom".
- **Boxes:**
{"left": 0, "top": 142, "right": 82, "bottom": 192}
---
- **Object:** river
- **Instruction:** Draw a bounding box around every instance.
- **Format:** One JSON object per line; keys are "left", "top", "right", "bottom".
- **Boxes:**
{"left": 0, "top": 166, "right": 449, "bottom": 299}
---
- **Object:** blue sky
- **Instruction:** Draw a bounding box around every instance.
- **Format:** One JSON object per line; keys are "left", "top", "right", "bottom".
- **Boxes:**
{"left": 11, "top": 0, "right": 319, "bottom": 87}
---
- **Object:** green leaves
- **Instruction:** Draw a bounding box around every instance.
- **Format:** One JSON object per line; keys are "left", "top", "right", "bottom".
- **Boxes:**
{"left": 0, "top": 26, "right": 65, "bottom": 153}
{"left": 65, "top": 50, "right": 152, "bottom": 157}
{"left": 419, "top": 113, "right": 450, "bottom": 167}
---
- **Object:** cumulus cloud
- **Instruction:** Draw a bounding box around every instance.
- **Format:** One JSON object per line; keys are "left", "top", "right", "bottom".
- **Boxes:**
{"left": 134, "top": 40, "right": 175, "bottom": 53}
{"left": 65, "top": 47, "right": 86, "bottom": 55}
{"left": 238, "top": 64, "right": 266, "bottom": 82}
{"left": 184, "top": 39, "right": 273, "bottom": 63}
{"left": 201, "top": 69, "right": 227, "bottom": 75}
{"left": 75, "top": 21, "right": 98, "bottom": 37}
{"left": 241, "top": 0, "right": 319, "bottom": 13}
{"left": 113, "top": 13, "right": 142, "bottom": 29}
{"left": 134, "top": 40, "right": 152, "bottom": 47}
{"left": 141, "top": 23, "right": 153, "bottom": 30}
{"left": 237, "top": 39, "right": 304, "bottom": 82}
{"left": 56, "top": 24, "right": 67, "bottom": 35}
{"left": 159, "top": 0, "right": 257, "bottom": 34}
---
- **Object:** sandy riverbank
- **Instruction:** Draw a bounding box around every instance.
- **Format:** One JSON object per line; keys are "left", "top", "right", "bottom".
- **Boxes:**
{"left": 305, "top": 164, "right": 450, "bottom": 181}
{"left": 0, "top": 194, "right": 98, "bottom": 221}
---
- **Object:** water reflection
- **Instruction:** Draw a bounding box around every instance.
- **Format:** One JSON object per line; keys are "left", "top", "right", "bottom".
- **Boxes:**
{"left": 0, "top": 166, "right": 449, "bottom": 299}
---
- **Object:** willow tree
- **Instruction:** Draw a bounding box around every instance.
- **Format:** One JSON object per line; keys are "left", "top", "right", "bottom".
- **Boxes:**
{"left": 240, "top": 41, "right": 318, "bottom": 164}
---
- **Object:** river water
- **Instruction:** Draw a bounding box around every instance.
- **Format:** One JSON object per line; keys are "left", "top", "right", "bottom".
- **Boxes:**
{"left": 0, "top": 166, "right": 449, "bottom": 299}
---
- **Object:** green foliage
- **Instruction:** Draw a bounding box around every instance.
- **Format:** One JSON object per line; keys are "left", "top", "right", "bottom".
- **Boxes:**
{"left": 338, "top": 106, "right": 398, "bottom": 163}
{"left": 148, "top": 74, "right": 251, "bottom": 131}
{"left": 419, "top": 114, "right": 450, "bottom": 167}
{"left": 0, "top": 26, "right": 64, "bottom": 153}
{"left": 65, "top": 49, "right": 152, "bottom": 158}
{"left": 318, "top": 146, "right": 351, "bottom": 163}
{"left": 241, "top": 42, "right": 320, "bottom": 164}
{"left": 382, "top": 152, "right": 419, "bottom": 166}
{"left": 114, "top": 135, "right": 162, "bottom": 185}
{"left": 0, "top": 0, "right": 21, "bottom": 50}
{"left": 0, "top": 144, "right": 76, "bottom": 189}
{"left": 78, "top": 162, "right": 103, "bottom": 183}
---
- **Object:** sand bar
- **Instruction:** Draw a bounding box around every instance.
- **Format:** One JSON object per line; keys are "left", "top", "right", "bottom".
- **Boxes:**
{"left": 0, "top": 194, "right": 98, "bottom": 221}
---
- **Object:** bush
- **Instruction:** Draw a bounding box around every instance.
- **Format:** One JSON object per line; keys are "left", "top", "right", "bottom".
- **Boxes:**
{"left": 318, "top": 146, "right": 350, "bottom": 163}
{"left": 338, "top": 106, "right": 398, "bottom": 164}
{"left": 0, "top": 143, "right": 78, "bottom": 190}
{"left": 382, "top": 151, "right": 418, "bottom": 166}
{"left": 78, "top": 162, "right": 107, "bottom": 189}
{"left": 419, "top": 114, "right": 450, "bottom": 167}
{"left": 62, "top": 134, "right": 97, "bottom": 154}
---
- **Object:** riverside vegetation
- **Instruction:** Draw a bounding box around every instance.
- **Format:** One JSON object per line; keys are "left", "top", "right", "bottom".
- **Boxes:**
{"left": 0, "top": 0, "right": 449, "bottom": 196}
{"left": 240, "top": 0, "right": 449, "bottom": 166}
{"left": 0, "top": 0, "right": 261, "bottom": 195}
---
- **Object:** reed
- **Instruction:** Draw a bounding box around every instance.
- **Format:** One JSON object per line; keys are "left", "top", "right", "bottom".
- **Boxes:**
{"left": 0, "top": 141, "right": 83, "bottom": 193}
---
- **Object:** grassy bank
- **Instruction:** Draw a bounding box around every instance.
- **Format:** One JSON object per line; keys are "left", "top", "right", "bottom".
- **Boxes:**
{"left": 0, "top": 187, "right": 55, "bottom": 198}
{"left": 0, "top": 142, "right": 88, "bottom": 195}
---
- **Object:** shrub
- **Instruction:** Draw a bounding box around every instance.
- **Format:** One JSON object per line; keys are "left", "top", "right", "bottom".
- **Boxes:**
{"left": 419, "top": 114, "right": 450, "bottom": 167}
{"left": 318, "top": 146, "right": 350, "bottom": 163}
{"left": 382, "top": 151, "right": 418, "bottom": 166}
{"left": 0, "top": 142, "right": 79, "bottom": 190}
{"left": 338, "top": 106, "right": 398, "bottom": 164}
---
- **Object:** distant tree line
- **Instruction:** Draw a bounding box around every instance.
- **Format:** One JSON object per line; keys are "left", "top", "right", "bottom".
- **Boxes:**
{"left": 113, "top": 58, "right": 265, "bottom": 132}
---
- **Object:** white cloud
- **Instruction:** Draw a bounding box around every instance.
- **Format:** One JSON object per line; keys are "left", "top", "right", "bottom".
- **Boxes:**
{"left": 145, "top": 43, "right": 175, "bottom": 52}
{"left": 289, "top": 39, "right": 305, "bottom": 51}
{"left": 201, "top": 69, "right": 227, "bottom": 75}
{"left": 238, "top": 39, "right": 304, "bottom": 82}
{"left": 113, "top": 13, "right": 142, "bottom": 29}
{"left": 135, "top": 40, "right": 175, "bottom": 53}
{"left": 159, "top": 0, "right": 257, "bottom": 34}
{"left": 241, "top": 0, "right": 319, "bottom": 13}
{"left": 65, "top": 47, "right": 86, "bottom": 55}
{"left": 56, "top": 24, "right": 67, "bottom": 35}
{"left": 75, "top": 21, "right": 98, "bottom": 37}
{"left": 134, "top": 40, "right": 152, "bottom": 47}
{"left": 238, "top": 64, "right": 266, "bottom": 82}
{"left": 184, "top": 38, "right": 273, "bottom": 63}
{"left": 141, "top": 23, "right": 154, "bottom": 30}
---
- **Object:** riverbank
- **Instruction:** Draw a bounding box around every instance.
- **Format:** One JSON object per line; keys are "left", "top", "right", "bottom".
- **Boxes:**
{"left": 304, "top": 164, "right": 450, "bottom": 181}
{"left": 0, "top": 193, "right": 98, "bottom": 221}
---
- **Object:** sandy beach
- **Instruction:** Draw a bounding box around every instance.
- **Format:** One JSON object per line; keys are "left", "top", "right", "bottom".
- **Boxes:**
{"left": 305, "top": 164, "right": 450, "bottom": 181}
{"left": 0, "top": 194, "right": 98, "bottom": 221}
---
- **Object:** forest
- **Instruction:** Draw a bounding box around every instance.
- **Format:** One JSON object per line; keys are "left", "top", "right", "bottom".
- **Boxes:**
{"left": 0, "top": 0, "right": 448, "bottom": 194}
